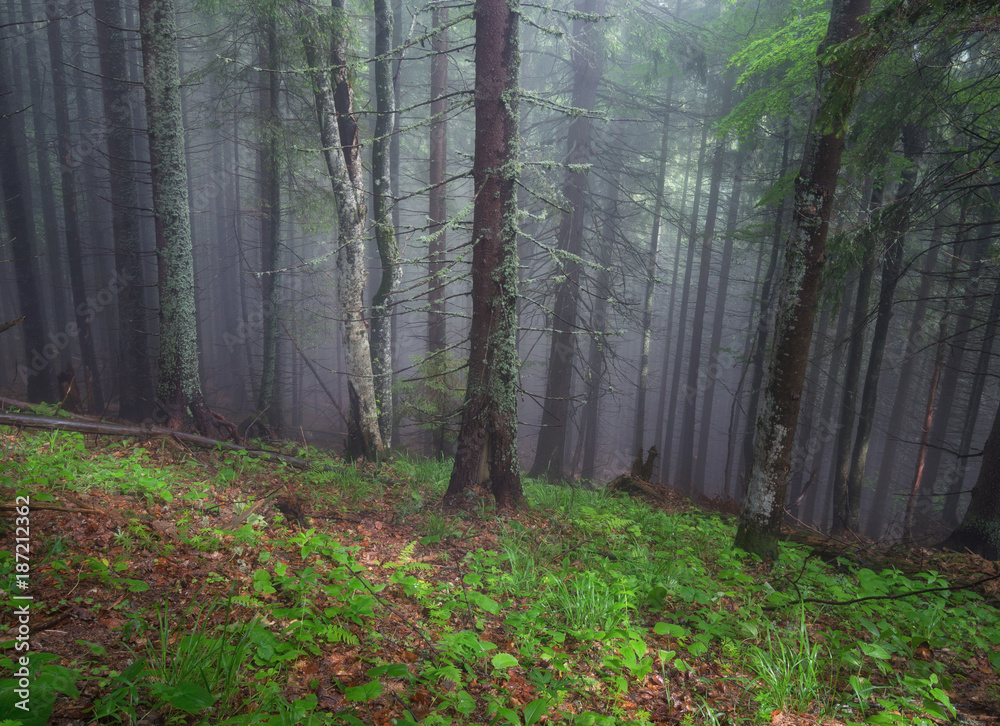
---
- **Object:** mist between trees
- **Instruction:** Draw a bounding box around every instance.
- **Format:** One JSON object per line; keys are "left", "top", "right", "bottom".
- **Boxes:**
{"left": 1, "top": 0, "right": 998, "bottom": 556}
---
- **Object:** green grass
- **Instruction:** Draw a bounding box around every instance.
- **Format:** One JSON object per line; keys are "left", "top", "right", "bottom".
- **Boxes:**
{"left": 2, "top": 429, "right": 999, "bottom": 725}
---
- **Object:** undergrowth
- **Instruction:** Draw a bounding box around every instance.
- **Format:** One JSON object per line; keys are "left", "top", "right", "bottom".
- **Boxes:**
{"left": 1, "top": 430, "right": 998, "bottom": 725}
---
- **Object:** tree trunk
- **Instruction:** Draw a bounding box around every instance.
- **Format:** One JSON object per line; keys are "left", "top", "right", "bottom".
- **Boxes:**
{"left": 444, "top": 0, "right": 522, "bottom": 508}
{"left": 840, "top": 125, "right": 922, "bottom": 534}
{"left": 734, "top": 0, "right": 872, "bottom": 558}
{"left": 739, "top": 122, "right": 791, "bottom": 495}
{"left": 528, "top": 0, "right": 604, "bottom": 481}
{"left": 634, "top": 78, "right": 673, "bottom": 453}
{"left": 301, "top": 1, "right": 384, "bottom": 460}
{"left": 0, "top": 37, "right": 54, "bottom": 403}
{"left": 19, "top": 0, "right": 68, "bottom": 338}
{"left": 47, "top": 4, "right": 105, "bottom": 414}
{"left": 254, "top": 11, "right": 283, "bottom": 435}
{"left": 370, "top": 0, "right": 400, "bottom": 447}
{"left": 95, "top": 0, "right": 153, "bottom": 421}
{"left": 426, "top": 0, "right": 449, "bottom": 456}
{"left": 139, "top": 0, "right": 232, "bottom": 439}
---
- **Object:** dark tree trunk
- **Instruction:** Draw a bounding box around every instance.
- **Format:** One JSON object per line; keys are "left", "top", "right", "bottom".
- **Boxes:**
{"left": 0, "top": 37, "right": 54, "bottom": 403}
{"left": 47, "top": 4, "right": 105, "bottom": 414}
{"left": 19, "top": 0, "right": 68, "bottom": 337}
{"left": 735, "top": 0, "right": 872, "bottom": 557}
{"left": 255, "top": 11, "right": 283, "bottom": 435}
{"left": 528, "top": 0, "right": 604, "bottom": 481}
{"left": 444, "top": 0, "right": 522, "bottom": 508}
{"left": 95, "top": 0, "right": 153, "bottom": 421}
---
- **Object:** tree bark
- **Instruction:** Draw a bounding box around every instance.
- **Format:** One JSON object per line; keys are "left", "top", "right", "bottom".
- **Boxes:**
{"left": 254, "top": 9, "right": 283, "bottom": 435}
{"left": 301, "top": 1, "right": 384, "bottom": 460}
{"left": 139, "top": 0, "right": 232, "bottom": 439}
{"left": 370, "top": 0, "right": 400, "bottom": 447}
{"left": 528, "top": 0, "right": 604, "bottom": 481}
{"left": 444, "top": 0, "right": 522, "bottom": 508}
{"left": 735, "top": 0, "right": 872, "bottom": 558}
{"left": 95, "top": 0, "right": 153, "bottom": 421}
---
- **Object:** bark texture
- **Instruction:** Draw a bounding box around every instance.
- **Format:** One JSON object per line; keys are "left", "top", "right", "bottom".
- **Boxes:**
{"left": 735, "top": 0, "right": 871, "bottom": 558}
{"left": 301, "top": 3, "right": 384, "bottom": 460}
{"left": 444, "top": 0, "right": 522, "bottom": 508}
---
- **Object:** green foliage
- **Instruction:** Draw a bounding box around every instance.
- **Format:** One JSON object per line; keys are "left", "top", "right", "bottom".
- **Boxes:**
{"left": 395, "top": 351, "right": 465, "bottom": 448}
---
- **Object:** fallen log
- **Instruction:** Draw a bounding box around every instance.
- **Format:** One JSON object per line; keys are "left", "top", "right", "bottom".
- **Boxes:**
{"left": 0, "top": 412, "right": 333, "bottom": 471}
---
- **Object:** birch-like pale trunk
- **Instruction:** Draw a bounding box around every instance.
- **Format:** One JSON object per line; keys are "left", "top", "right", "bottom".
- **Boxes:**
{"left": 302, "top": 7, "right": 384, "bottom": 460}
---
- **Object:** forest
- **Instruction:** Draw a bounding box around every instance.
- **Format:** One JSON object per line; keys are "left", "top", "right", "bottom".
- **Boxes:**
{"left": 1, "top": 0, "right": 1000, "bottom": 722}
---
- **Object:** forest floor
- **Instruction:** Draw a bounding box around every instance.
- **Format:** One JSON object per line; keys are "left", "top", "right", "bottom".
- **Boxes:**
{"left": 2, "top": 425, "right": 1000, "bottom": 725}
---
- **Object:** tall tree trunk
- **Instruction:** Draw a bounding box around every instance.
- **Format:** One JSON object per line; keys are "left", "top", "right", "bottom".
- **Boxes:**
{"left": 0, "top": 37, "right": 54, "bottom": 403}
{"left": 95, "top": 0, "right": 153, "bottom": 421}
{"left": 680, "top": 71, "right": 735, "bottom": 493}
{"left": 426, "top": 0, "right": 449, "bottom": 456}
{"left": 633, "top": 77, "right": 673, "bottom": 453}
{"left": 735, "top": 0, "right": 872, "bottom": 557}
{"left": 840, "top": 126, "right": 922, "bottom": 533}
{"left": 255, "top": 10, "right": 283, "bottom": 435}
{"left": 443, "top": 0, "right": 522, "bottom": 507}
{"left": 528, "top": 0, "right": 604, "bottom": 481}
{"left": 47, "top": 3, "right": 105, "bottom": 414}
{"left": 829, "top": 179, "right": 880, "bottom": 531}
{"left": 739, "top": 123, "right": 791, "bottom": 495}
{"left": 662, "top": 123, "right": 709, "bottom": 483}
{"left": 301, "top": 1, "right": 384, "bottom": 460}
{"left": 19, "top": 0, "right": 68, "bottom": 337}
{"left": 370, "top": 0, "right": 400, "bottom": 446}
{"left": 695, "top": 140, "right": 746, "bottom": 490}
{"left": 139, "top": 0, "right": 232, "bottom": 439}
